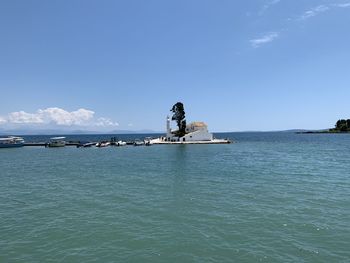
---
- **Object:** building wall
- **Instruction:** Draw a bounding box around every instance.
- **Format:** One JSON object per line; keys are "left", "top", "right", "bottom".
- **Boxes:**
{"left": 181, "top": 129, "right": 213, "bottom": 141}
{"left": 165, "top": 118, "right": 213, "bottom": 142}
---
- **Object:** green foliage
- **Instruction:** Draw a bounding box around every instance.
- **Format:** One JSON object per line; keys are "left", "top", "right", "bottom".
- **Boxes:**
{"left": 332, "top": 119, "right": 350, "bottom": 132}
{"left": 170, "top": 102, "right": 187, "bottom": 137}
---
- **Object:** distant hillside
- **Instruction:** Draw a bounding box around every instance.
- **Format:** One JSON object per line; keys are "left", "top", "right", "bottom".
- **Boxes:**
{"left": 0, "top": 128, "right": 161, "bottom": 135}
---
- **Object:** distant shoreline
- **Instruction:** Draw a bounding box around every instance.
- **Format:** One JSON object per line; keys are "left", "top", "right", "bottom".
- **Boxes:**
{"left": 297, "top": 130, "right": 350, "bottom": 134}
{"left": 2, "top": 130, "right": 350, "bottom": 136}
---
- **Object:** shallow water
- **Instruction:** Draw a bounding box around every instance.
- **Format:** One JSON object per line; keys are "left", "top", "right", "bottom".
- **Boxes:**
{"left": 1, "top": 132, "right": 349, "bottom": 262}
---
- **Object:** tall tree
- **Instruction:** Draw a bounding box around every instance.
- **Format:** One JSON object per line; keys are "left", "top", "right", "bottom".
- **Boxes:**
{"left": 171, "top": 102, "right": 186, "bottom": 137}
{"left": 335, "top": 119, "right": 348, "bottom": 131}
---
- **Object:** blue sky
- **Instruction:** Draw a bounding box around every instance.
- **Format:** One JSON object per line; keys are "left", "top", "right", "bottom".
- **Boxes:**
{"left": 0, "top": 0, "right": 349, "bottom": 132}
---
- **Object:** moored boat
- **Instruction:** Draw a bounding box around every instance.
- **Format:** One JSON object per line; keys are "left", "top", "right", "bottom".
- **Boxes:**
{"left": 96, "top": 141, "right": 110, "bottom": 147}
{"left": 77, "top": 142, "right": 96, "bottom": 148}
{"left": 47, "top": 137, "right": 66, "bottom": 147}
{"left": 116, "top": 140, "right": 126, "bottom": 146}
{"left": 0, "top": 136, "right": 25, "bottom": 148}
{"left": 133, "top": 139, "right": 144, "bottom": 146}
{"left": 144, "top": 137, "right": 152, "bottom": 146}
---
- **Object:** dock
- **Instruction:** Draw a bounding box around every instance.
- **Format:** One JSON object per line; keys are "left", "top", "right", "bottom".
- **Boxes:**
{"left": 150, "top": 138, "right": 232, "bottom": 144}
{"left": 24, "top": 142, "right": 81, "bottom": 147}
{"left": 23, "top": 141, "right": 136, "bottom": 147}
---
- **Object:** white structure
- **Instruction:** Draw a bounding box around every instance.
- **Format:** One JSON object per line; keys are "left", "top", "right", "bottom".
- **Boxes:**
{"left": 166, "top": 116, "right": 213, "bottom": 142}
{"left": 47, "top": 137, "right": 66, "bottom": 147}
{"left": 166, "top": 116, "right": 171, "bottom": 138}
{"left": 152, "top": 116, "right": 230, "bottom": 144}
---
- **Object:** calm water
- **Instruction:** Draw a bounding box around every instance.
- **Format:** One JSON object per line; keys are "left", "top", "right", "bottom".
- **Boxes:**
{"left": 1, "top": 132, "right": 349, "bottom": 262}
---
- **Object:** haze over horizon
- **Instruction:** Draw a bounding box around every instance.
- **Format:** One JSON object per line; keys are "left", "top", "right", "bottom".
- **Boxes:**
{"left": 1, "top": 0, "right": 349, "bottom": 132}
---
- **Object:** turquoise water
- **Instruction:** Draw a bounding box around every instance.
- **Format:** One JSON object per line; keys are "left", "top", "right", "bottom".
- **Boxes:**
{"left": 1, "top": 133, "right": 349, "bottom": 262}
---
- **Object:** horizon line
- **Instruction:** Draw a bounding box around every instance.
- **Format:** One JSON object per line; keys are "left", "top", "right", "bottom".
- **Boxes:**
{"left": 0, "top": 128, "right": 331, "bottom": 136}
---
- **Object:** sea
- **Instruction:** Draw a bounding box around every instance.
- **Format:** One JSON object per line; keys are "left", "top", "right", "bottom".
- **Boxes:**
{"left": 0, "top": 132, "right": 349, "bottom": 262}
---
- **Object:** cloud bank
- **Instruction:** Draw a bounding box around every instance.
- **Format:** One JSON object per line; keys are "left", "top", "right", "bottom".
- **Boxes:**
{"left": 0, "top": 107, "right": 118, "bottom": 128}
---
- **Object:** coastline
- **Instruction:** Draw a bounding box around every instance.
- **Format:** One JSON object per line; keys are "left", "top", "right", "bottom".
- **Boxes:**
{"left": 296, "top": 130, "right": 350, "bottom": 134}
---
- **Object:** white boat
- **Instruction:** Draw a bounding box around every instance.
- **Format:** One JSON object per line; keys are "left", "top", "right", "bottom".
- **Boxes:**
{"left": 82, "top": 142, "right": 96, "bottom": 148}
{"left": 47, "top": 137, "right": 66, "bottom": 147}
{"left": 0, "top": 136, "right": 25, "bottom": 148}
{"left": 116, "top": 140, "right": 126, "bottom": 146}
{"left": 144, "top": 137, "right": 152, "bottom": 146}
{"left": 77, "top": 142, "right": 96, "bottom": 148}
{"left": 133, "top": 139, "right": 144, "bottom": 146}
{"left": 96, "top": 141, "right": 110, "bottom": 147}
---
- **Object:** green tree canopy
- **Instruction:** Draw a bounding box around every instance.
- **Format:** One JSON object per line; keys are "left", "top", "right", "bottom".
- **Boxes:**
{"left": 171, "top": 102, "right": 186, "bottom": 137}
{"left": 334, "top": 119, "right": 350, "bottom": 132}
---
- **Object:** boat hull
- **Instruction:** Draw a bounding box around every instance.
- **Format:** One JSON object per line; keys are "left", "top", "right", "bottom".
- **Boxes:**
{"left": 0, "top": 143, "right": 24, "bottom": 148}
{"left": 47, "top": 142, "right": 66, "bottom": 147}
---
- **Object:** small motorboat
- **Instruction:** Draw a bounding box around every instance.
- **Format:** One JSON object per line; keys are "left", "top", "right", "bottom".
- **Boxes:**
{"left": 133, "top": 139, "right": 144, "bottom": 146}
{"left": 116, "top": 141, "right": 126, "bottom": 146}
{"left": 144, "top": 137, "right": 153, "bottom": 146}
{"left": 47, "top": 137, "right": 66, "bottom": 147}
{"left": 83, "top": 142, "right": 96, "bottom": 148}
{"left": 96, "top": 141, "right": 111, "bottom": 147}
{"left": 77, "top": 142, "right": 96, "bottom": 148}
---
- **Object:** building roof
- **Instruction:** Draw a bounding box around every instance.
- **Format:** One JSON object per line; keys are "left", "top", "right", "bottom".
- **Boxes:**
{"left": 187, "top": 122, "right": 207, "bottom": 128}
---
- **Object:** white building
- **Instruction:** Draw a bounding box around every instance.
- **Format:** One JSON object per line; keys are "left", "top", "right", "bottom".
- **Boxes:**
{"left": 165, "top": 116, "right": 213, "bottom": 142}
{"left": 150, "top": 115, "right": 231, "bottom": 144}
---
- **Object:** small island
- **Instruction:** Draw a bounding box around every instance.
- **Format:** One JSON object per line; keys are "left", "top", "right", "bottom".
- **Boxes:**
{"left": 150, "top": 102, "right": 231, "bottom": 144}
{"left": 298, "top": 119, "right": 350, "bottom": 134}
{"left": 329, "top": 119, "right": 350, "bottom": 133}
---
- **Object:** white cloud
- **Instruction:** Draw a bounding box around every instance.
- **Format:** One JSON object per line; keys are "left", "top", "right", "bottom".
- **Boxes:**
{"left": 334, "top": 2, "right": 350, "bottom": 8}
{"left": 250, "top": 32, "right": 279, "bottom": 48}
{"left": 95, "top": 117, "right": 119, "bottom": 127}
{"left": 38, "top": 107, "right": 94, "bottom": 125}
{"left": 8, "top": 111, "right": 44, "bottom": 124}
{"left": 0, "top": 116, "right": 7, "bottom": 124}
{"left": 253, "top": 2, "right": 349, "bottom": 49}
{"left": 299, "top": 5, "right": 329, "bottom": 20}
{"left": 1, "top": 107, "right": 118, "bottom": 128}
{"left": 296, "top": 3, "right": 350, "bottom": 21}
